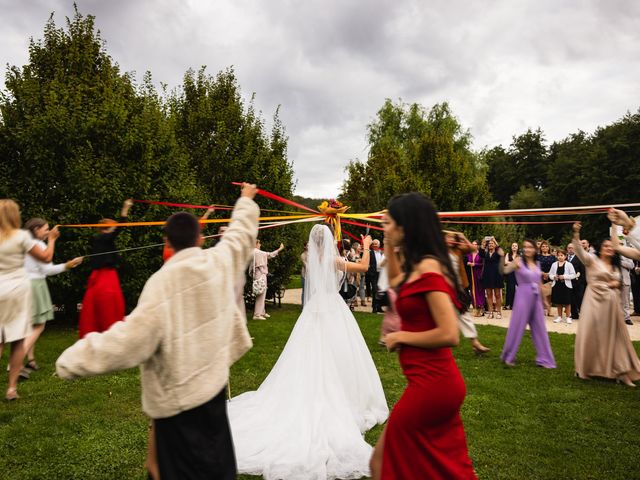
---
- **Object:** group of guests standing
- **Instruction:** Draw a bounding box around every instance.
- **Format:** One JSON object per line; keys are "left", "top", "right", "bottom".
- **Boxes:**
{"left": 464, "top": 235, "right": 638, "bottom": 326}
{"left": 465, "top": 216, "right": 640, "bottom": 387}
{"left": 301, "top": 236, "right": 386, "bottom": 313}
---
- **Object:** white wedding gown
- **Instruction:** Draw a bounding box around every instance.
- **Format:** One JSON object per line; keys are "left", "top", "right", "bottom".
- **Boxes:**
{"left": 228, "top": 225, "right": 388, "bottom": 480}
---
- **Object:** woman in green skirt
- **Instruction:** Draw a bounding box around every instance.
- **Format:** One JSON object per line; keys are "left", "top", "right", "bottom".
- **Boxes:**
{"left": 23, "top": 218, "right": 83, "bottom": 372}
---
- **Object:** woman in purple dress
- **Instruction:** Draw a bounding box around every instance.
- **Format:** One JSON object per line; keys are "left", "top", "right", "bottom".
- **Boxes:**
{"left": 500, "top": 239, "right": 556, "bottom": 368}
{"left": 466, "top": 241, "right": 485, "bottom": 317}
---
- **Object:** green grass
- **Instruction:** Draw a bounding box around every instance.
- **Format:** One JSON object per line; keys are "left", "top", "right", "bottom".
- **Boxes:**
{"left": 2, "top": 305, "right": 640, "bottom": 479}
{"left": 285, "top": 274, "right": 302, "bottom": 290}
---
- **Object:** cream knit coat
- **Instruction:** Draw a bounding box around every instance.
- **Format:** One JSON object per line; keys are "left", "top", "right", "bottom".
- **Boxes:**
{"left": 56, "top": 197, "right": 259, "bottom": 419}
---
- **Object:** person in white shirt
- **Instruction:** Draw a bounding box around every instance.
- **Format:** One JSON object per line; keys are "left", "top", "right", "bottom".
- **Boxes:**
{"left": 56, "top": 183, "right": 259, "bottom": 479}
{"left": 549, "top": 250, "right": 577, "bottom": 324}
{"left": 22, "top": 218, "right": 83, "bottom": 372}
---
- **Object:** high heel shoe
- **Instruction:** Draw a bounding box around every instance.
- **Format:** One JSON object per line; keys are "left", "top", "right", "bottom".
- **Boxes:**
{"left": 616, "top": 375, "right": 637, "bottom": 387}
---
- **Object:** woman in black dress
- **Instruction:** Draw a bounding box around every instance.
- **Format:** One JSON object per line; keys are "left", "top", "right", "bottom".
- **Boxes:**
{"left": 480, "top": 237, "right": 504, "bottom": 319}
{"left": 504, "top": 242, "right": 519, "bottom": 309}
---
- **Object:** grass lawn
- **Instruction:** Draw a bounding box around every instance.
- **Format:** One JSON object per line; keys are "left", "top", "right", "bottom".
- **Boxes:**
{"left": 2, "top": 304, "right": 640, "bottom": 479}
{"left": 286, "top": 274, "right": 302, "bottom": 290}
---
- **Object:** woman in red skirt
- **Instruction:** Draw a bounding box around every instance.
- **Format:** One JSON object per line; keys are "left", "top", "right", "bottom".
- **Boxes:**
{"left": 78, "top": 199, "right": 132, "bottom": 338}
{"left": 370, "top": 192, "right": 477, "bottom": 480}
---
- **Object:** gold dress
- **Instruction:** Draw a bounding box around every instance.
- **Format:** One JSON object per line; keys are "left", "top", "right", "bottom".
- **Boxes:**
{"left": 573, "top": 239, "right": 640, "bottom": 380}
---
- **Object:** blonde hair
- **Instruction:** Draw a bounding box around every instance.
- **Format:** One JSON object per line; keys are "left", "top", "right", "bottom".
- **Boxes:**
{"left": 0, "top": 199, "right": 22, "bottom": 243}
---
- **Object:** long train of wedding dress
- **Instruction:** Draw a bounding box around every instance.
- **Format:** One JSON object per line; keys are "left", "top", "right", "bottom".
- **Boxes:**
{"left": 228, "top": 225, "right": 388, "bottom": 480}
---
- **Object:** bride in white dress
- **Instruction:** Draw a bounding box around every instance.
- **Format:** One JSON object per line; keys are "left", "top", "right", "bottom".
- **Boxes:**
{"left": 228, "top": 225, "right": 388, "bottom": 480}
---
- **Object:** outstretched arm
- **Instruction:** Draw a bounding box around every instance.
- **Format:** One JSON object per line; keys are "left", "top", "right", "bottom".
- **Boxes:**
{"left": 56, "top": 286, "right": 163, "bottom": 379}
{"left": 343, "top": 236, "right": 371, "bottom": 273}
{"left": 571, "top": 223, "right": 593, "bottom": 267}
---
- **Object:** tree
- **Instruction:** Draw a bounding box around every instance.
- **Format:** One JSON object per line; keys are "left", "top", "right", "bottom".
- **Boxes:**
{"left": 486, "top": 128, "right": 549, "bottom": 209}
{"left": 169, "top": 67, "right": 303, "bottom": 294}
{"left": 0, "top": 8, "right": 203, "bottom": 314}
{"left": 341, "top": 100, "right": 493, "bottom": 215}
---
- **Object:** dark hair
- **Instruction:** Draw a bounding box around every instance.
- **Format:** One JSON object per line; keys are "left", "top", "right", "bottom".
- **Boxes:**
{"left": 595, "top": 239, "right": 621, "bottom": 269}
{"left": 387, "top": 192, "right": 467, "bottom": 311}
{"left": 24, "top": 218, "right": 47, "bottom": 237}
{"left": 520, "top": 239, "right": 537, "bottom": 269}
{"left": 164, "top": 212, "right": 200, "bottom": 252}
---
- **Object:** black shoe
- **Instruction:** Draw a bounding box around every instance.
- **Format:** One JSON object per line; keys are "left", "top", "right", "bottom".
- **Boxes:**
{"left": 626, "top": 319, "right": 633, "bottom": 326}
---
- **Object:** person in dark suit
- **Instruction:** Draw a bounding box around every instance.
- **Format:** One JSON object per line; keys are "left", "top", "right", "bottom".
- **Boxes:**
{"left": 566, "top": 242, "right": 585, "bottom": 320}
{"left": 631, "top": 260, "right": 640, "bottom": 316}
{"left": 366, "top": 239, "right": 384, "bottom": 313}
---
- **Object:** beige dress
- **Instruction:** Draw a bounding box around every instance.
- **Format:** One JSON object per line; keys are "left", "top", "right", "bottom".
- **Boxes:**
{"left": 573, "top": 239, "right": 640, "bottom": 380}
{"left": 0, "top": 229, "right": 37, "bottom": 343}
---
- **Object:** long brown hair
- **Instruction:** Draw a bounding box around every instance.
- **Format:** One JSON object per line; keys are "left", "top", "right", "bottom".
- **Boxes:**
{"left": 0, "top": 199, "right": 22, "bottom": 243}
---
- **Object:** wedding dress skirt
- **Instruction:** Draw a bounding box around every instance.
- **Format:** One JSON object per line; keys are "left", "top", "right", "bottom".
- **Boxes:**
{"left": 228, "top": 292, "right": 389, "bottom": 480}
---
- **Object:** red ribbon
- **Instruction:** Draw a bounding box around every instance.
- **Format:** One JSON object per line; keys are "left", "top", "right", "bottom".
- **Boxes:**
{"left": 341, "top": 219, "right": 384, "bottom": 231}
{"left": 133, "top": 199, "right": 230, "bottom": 210}
{"left": 231, "top": 183, "right": 319, "bottom": 213}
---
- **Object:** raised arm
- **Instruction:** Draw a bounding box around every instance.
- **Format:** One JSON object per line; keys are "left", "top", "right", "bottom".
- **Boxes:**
{"left": 208, "top": 184, "right": 260, "bottom": 273}
{"left": 28, "top": 226, "right": 59, "bottom": 263}
{"left": 343, "top": 236, "right": 371, "bottom": 274}
{"left": 611, "top": 222, "right": 640, "bottom": 260}
{"left": 571, "top": 223, "right": 592, "bottom": 267}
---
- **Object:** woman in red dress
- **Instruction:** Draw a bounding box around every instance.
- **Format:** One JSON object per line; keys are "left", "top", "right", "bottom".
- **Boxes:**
{"left": 370, "top": 192, "right": 477, "bottom": 480}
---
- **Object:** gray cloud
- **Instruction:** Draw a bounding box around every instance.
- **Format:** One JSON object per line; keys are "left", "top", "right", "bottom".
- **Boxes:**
{"left": 1, "top": 0, "right": 639, "bottom": 197}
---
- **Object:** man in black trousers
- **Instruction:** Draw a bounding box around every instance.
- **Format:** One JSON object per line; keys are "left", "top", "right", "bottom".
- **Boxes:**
{"left": 567, "top": 242, "right": 585, "bottom": 320}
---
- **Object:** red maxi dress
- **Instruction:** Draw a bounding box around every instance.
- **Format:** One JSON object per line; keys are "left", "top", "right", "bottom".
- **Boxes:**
{"left": 381, "top": 272, "right": 477, "bottom": 479}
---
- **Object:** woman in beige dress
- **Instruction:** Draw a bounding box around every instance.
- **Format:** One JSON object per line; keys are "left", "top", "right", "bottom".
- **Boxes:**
{"left": 572, "top": 222, "right": 640, "bottom": 387}
{"left": 0, "top": 200, "right": 59, "bottom": 400}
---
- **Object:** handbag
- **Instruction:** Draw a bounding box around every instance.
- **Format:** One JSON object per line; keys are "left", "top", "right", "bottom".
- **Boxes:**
{"left": 251, "top": 251, "right": 267, "bottom": 296}
{"left": 338, "top": 267, "right": 357, "bottom": 301}
{"left": 252, "top": 276, "right": 267, "bottom": 296}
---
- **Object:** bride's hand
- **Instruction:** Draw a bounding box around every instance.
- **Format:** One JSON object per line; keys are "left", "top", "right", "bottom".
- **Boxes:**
{"left": 362, "top": 235, "right": 372, "bottom": 250}
{"left": 384, "top": 332, "right": 403, "bottom": 352}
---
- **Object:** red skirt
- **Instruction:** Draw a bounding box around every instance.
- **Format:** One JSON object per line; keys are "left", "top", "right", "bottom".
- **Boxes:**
{"left": 78, "top": 268, "right": 125, "bottom": 338}
{"left": 381, "top": 354, "right": 477, "bottom": 480}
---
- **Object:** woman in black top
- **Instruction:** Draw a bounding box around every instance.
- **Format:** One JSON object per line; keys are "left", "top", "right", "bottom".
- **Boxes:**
{"left": 480, "top": 237, "right": 504, "bottom": 319}
{"left": 78, "top": 199, "right": 133, "bottom": 338}
{"left": 504, "top": 242, "right": 519, "bottom": 309}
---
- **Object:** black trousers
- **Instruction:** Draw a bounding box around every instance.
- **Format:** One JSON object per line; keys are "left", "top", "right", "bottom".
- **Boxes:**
{"left": 571, "top": 282, "right": 585, "bottom": 319}
{"left": 631, "top": 273, "right": 640, "bottom": 314}
{"left": 505, "top": 273, "right": 517, "bottom": 308}
{"left": 366, "top": 272, "right": 381, "bottom": 312}
{"left": 155, "top": 387, "right": 236, "bottom": 480}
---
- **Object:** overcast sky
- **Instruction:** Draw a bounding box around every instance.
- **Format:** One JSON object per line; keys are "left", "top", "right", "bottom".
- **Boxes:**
{"left": 1, "top": 1, "right": 639, "bottom": 197}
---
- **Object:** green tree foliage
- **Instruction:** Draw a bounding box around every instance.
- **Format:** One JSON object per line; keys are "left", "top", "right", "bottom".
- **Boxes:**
{"left": 486, "top": 128, "right": 549, "bottom": 209}
{"left": 0, "top": 8, "right": 301, "bottom": 315}
{"left": 341, "top": 100, "right": 494, "bottom": 214}
{"left": 169, "top": 67, "right": 302, "bottom": 295}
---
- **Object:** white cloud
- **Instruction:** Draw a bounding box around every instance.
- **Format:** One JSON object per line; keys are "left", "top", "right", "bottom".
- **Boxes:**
{"left": 1, "top": 0, "right": 638, "bottom": 197}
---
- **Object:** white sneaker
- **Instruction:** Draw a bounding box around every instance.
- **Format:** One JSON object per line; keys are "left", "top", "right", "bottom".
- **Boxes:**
{"left": 566, "top": 317, "right": 573, "bottom": 324}
{"left": 263, "top": 313, "right": 271, "bottom": 318}
{"left": 553, "top": 316, "right": 562, "bottom": 323}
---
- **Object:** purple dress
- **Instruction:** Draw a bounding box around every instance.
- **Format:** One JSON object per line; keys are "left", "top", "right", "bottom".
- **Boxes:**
{"left": 501, "top": 262, "right": 556, "bottom": 368}
{"left": 466, "top": 252, "right": 485, "bottom": 309}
